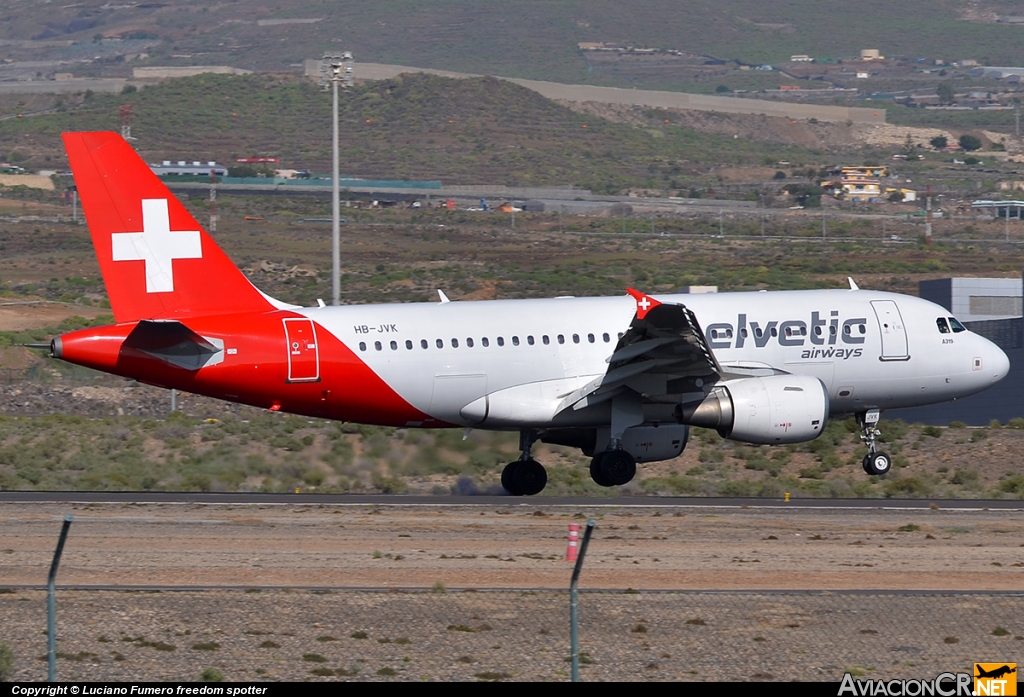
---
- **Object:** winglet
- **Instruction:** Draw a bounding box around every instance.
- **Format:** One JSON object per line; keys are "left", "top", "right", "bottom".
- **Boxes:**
{"left": 437, "top": 289, "right": 450, "bottom": 303}
{"left": 625, "top": 288, "right": 660, "bottom": 320}
{"left": 848, "top": 277, "right": 859, "bottom": 291}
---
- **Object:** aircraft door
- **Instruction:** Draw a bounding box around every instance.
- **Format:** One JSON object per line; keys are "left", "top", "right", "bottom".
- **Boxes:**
{"left": 283, "top": 318, "right": 321, "bottom": 382}
{"left": 870, "top": 300, "right": 909, "bottom": 361}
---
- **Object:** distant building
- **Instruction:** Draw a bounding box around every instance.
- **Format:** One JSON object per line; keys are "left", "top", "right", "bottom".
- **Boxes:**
{"left": 826, "top": 166, "right": 887, "bottom": 202}
{"left": 790, "top": 54, "right": 813, "bottom": 62}
{"left": 920, "top": 277, "right": 1023, "bottom": 322}
{"left": 860, "top": 49, "right": 882, "bottom": 60}
{"left": 150, "top": 160, "right": 227, "bottom": 176}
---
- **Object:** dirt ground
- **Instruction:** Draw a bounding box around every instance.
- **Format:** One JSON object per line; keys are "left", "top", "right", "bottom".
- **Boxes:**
{"left": 2, "top": 502, "right": 1024, "bottom": 682}
{"left": 2, "top": 502, "right": 1023, "bottom": 590}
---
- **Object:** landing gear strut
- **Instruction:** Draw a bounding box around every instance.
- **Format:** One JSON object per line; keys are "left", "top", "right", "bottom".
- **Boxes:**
{"left": 589, "top": 441, "right": 637, "bottom": 488}
{"left": 501, "top": 430, "right": 547, "bottom": 496}
{"left": 858, "top": 409, "right": 892, "bottom": 476}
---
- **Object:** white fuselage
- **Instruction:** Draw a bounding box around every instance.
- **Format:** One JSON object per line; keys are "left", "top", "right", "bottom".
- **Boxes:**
{"left": 295, "top": 288, "right": 1010, "bottom": 429}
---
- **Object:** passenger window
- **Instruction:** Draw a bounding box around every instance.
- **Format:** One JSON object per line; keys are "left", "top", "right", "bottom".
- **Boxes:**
{"left": 603, "top": 333, "right": 610, "bottom": 342}
{"left": 482, "top": 337, "right": 490, "bottom": 347}
{"left": 405, "top": 340, "right": 413, "bottom": 350}
{"left": 542, "top": 335, "right": 550, "bottom": 345}
{"left": 436, "top": 338, "right": 443, "bottom": 349}
{"left": 949, "top": 317, "right": 966, "bottom": 333}
{"left": 770, "top": 327, "right": 778, "bottom": 337}
{"left": 467, "top": 338, "right": 474, "bottom": 348}
{"left": 754, "top": 327, "right": 763, "bottom": 338}
{"left": 557, "top": 334, "right": 565, "bottom": 344}
{"left": 936, "top": 318, "right": 950, "bottom": 334}
{"left": 512, "top": 336, "right": 520, "bottom": 346}
{"left": 858, "top": 324, "right": 866, "bottom": 334}
{"left": 375, "top": 341, "right": 382, "bottom": 351}
{"left": 359, "top": 341, "right": 367, "bottom": 351}
{"left": 588, "top": 333, "right": 595, "bottom": 343}
{"left": 573, "top": 334, "right": 580, "bottom": 343}
{"left": 497, "top": 337, "right": 505, "bottom": 347}
{"left": 740, "top": 328, "right": 748, "bottom": 338}
{"left": 390, "top": 340, "right": 398, "bottom": 350}
{"left": 451, "top": 338, "right": 459, "bottom": 348}
{"left": 527, "top": 335, "right": 535, "bottom": 345}
{"left": 829, "top": 326, "right": 836, "bottom": 336}
{"left": 421, "top": 339, "right": 428, "bottom": 349}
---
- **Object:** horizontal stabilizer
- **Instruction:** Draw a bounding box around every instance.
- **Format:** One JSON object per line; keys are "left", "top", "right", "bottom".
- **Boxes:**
{"left": 122, "top": 320, "right": 223, "bottom": 370}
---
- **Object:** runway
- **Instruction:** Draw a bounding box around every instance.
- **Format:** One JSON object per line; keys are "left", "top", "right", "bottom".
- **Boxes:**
{"left": 3, "top": 491, "right": 1024, "bottom": 509}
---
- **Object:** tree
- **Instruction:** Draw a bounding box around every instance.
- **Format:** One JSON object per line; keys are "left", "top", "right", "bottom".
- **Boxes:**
{"left": 715, "top": 84, "right": 730, "bottom": 93}
{"left": 930, "top": 135, "right": 948, "bottom": 150}
{"left": 937, "top": 82, "right": 955, "bottom": 105}
{"left": 902, "top": 133, "right": 916, "bottom": 157}
{"left": 888, "top": 190, "right": 905, "bottom": 203}
{"left": 773, "top": 170, "right": 787, "bottom": 180}
{"left": 959, "top": 134, "right": 982, "bottom": 151}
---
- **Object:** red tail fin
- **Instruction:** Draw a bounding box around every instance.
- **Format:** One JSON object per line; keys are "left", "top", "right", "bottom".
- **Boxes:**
{"left": 62, "top": 132, "right": 275, "bottom": 323}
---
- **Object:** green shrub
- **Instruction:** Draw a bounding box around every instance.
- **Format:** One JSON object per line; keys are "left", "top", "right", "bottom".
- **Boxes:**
{"left": 200, "top": 667, "right": 224, "bottom": 682}
{"left": 0, "top": 642, "right": 13, "bottom": 681}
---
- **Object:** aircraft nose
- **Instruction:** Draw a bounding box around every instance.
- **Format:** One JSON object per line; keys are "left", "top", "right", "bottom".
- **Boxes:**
{"left": 978, "top": 337, "right": 1010, "bottom": 385}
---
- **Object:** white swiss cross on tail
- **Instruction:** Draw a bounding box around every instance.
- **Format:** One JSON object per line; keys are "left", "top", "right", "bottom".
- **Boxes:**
{"left": 111, "top": 199, "right": 202, "bottom": 293}
{"left": 626, "top": 287, "right": 661, "bottom": 320}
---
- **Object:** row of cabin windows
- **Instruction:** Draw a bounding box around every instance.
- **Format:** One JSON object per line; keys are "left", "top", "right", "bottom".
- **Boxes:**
{"left": 359, "top": 332, "right": 620, "bottom": 353}
{"left": 708, "top": 323, "right": 868, "bottom": 340}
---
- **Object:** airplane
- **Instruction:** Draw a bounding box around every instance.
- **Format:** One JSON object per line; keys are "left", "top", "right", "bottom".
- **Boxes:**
{"left": 51, "top": 132, "right": 1010, "bottom": 495}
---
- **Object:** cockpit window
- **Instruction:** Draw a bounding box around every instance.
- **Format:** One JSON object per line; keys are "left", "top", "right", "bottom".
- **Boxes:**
{"left": 936, "top": 318, "right": 950, "bottom": 334}
{"left": 948, "top": 317, "right": 967, "bottom": 333}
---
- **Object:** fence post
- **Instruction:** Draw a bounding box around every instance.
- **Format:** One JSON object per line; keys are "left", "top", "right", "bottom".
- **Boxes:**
{"left": 47, "top": 514, "right": 73, "bottom": 682}
{"left": 569, "top": 518, "right": 596, "bottom": 682}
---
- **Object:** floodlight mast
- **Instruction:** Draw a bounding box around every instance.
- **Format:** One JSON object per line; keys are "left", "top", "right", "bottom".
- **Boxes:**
{"left": 320, "top": 51, "right": 354, "bottom": 306}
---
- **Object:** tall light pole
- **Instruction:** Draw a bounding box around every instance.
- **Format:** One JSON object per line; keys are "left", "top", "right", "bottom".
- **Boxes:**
{"left": 320, "top": 51, "right": 354, "bottom": 306}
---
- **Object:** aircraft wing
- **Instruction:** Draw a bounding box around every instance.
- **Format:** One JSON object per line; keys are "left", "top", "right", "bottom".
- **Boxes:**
{"left": 557, "top": 289, "right": 727, "bottom": 413}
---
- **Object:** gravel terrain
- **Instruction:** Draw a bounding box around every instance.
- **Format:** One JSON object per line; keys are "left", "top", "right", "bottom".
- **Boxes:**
{"left": 2, "top": 502, "right": 1023, "bottom": 681}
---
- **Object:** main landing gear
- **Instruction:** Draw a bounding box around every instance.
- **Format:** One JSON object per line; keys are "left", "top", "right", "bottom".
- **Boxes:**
{"left": 858, "top": 409, "right": 892, "bottom": 476}
{"left": 502, "top": 431, "right": 548, "bottom": 496}
{"left": 589, "top": 444, "right": 637, "bottom": 488}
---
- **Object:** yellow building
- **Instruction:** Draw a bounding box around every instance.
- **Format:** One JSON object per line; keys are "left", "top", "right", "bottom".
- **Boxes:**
{"left": 834, "top": 166, "right": 887, "bottom": 202}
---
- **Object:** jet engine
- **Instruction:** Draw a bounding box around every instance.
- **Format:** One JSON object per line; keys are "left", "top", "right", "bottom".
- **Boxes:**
{"left": 677, "top": 375, "right": 828, "bottom": 444}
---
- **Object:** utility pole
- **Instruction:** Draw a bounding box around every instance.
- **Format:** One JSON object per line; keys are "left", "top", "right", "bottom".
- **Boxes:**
{"left": 209, "top": 167, "right": 218, "bottom": 233}
{"left": 822, "top": 205, "right": 826, "bottom": 239}
{"left": 119, "top": 104, "right": 134, "bottom": 141}
{"left": 925, "top": 184, "right": 932, "bottom": 246}
{"left": 320, "top": 51, "right": 354, "bottom": 306}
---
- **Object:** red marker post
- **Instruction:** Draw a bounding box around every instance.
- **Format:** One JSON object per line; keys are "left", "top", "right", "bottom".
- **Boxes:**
{"left": 566, "top": 523, "right": 580, "bottom": 562}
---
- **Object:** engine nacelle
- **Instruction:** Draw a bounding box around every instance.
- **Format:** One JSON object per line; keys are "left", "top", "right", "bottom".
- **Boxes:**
{"left": 678, "top": 375, "right": 828, "bottom": 444}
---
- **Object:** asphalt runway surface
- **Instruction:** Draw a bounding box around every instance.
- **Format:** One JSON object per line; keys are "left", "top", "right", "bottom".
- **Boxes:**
{"left": 3, "top": 491, "right": 1024, "bottom": 509}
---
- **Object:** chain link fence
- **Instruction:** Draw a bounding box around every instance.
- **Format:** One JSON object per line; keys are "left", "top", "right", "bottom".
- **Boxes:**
{"left": 2, "top": 588, "right": 1021, "bottom": 681}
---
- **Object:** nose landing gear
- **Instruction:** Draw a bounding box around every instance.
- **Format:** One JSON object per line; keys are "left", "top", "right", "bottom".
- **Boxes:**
{"left": 858, "top": 409, "right": 892, "bottom": 476}
{"left": 501, "top": 430, "right": 548, "bottom": 496}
